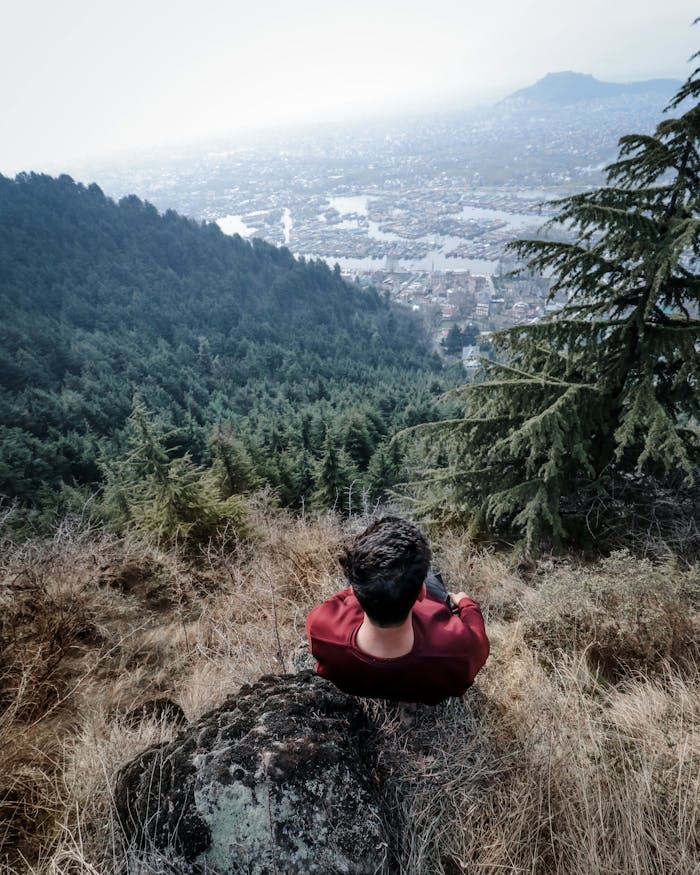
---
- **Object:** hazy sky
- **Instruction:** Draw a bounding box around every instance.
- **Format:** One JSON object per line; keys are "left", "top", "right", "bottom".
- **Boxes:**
{"left": 1, "top": 0, "right": 697, "bottom": 174}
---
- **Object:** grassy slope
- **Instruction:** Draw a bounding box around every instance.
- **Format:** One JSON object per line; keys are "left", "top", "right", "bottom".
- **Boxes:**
{"left": 1, "top": 506, "right": 699, "bottom": 874}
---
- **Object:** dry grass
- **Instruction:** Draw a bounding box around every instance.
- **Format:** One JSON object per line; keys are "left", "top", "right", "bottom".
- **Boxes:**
{"left": 520, "top": 550, "right": 700, "bottom": 679}
{"left": 431, "top": 528, "right": 526, "bottom": 621}
{"left": 1, "top": 507, "right": 698, "bottom": 874}
{"left": 376, "top": 623, "right": 700, "bottom": 874}
{"left": 0, "top": 520, "right": 204, "bottom": 869}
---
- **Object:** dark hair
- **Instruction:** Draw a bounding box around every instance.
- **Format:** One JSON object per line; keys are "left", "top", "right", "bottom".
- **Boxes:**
{"left": 339, "top": 516, "right": 431, "bottom": 627}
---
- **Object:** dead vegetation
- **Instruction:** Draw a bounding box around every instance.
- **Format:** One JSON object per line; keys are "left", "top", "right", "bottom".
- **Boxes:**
{"left": 520, "top": 550, "right": 700, "bottom": 679}
{"left": 1, "top": 505, "right": 698, "bottom": 874}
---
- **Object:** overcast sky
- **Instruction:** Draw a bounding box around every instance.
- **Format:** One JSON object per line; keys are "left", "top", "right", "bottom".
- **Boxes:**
{"left": 1, "top": 0, "right": 697, "bottom": 175}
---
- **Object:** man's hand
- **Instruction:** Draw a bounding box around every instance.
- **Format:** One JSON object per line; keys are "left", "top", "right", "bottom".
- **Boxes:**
{"left": 449, "top": 592, "right": 468, "bottom": 605}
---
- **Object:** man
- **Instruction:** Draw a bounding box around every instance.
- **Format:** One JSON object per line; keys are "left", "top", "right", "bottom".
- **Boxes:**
{"left": 305, "top": 516, "right": 489, "bottom": 704}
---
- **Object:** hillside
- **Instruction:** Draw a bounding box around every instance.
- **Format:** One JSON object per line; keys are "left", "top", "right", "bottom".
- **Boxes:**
{"left": 0, "top": 510, "right": 698, "bottom": 873}
{"left": 0, "top": 173, "right": 447, "bottom": 527}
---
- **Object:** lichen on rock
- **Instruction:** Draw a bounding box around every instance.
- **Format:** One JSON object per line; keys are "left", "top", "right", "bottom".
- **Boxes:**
{"left": 115, "top": 671, "right": 387, "bottom": 874}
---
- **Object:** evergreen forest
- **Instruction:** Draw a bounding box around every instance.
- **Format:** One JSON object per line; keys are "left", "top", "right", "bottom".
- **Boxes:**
{"left": 0, "top": 173, "right": 450, "bottom": 532}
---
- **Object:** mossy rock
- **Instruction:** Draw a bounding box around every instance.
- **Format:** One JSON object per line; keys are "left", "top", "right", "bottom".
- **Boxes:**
{"left": 115, "top": 671, "right": 387, "bottom": 874}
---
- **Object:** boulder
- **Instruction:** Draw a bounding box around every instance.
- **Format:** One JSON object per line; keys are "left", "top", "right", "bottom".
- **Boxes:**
{"left": 115, "top": 671, "right": 387, "bottom": 874}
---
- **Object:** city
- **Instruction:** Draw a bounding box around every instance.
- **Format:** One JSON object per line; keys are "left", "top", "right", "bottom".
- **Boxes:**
{"left": 74, "top": 85, "right": 670, "bottom": 365}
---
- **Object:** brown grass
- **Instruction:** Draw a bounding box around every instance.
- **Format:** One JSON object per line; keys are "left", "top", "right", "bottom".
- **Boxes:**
{"left": 431, "top": 528, "right": 526, "bottom": 621}
{"left": 520, "top": 549, "right": 700, "bottom": 679}
{"left": 375, "top": 625, "right": 700, "bottom": 874}
{"left": 1, "top": 507, "right": 698, "bottom": 874}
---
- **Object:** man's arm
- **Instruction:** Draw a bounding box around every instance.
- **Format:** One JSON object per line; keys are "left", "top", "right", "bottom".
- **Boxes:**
{"left": 449, "top": 591, "right": 490, "bottom": 684}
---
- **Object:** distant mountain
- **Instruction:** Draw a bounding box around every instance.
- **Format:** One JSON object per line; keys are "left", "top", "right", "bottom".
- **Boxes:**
{"left": 502, "top": 71, "right": 681, "bottom": 106}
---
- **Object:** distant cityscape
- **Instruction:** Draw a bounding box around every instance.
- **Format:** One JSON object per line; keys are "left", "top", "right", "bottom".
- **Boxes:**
{"left": 343, "top": 262, "right": 560, "bottom": 367}
{"left": 71, "top": 72, "right": 676, "bottom": 363}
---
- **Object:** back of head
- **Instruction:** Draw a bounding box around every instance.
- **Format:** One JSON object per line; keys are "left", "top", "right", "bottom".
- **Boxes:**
{"left": 340, "top": 516, "right": 431, "bottom": 627}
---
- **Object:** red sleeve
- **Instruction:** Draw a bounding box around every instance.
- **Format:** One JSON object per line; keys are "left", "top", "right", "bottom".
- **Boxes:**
{"left": 305, "top": 605, "right": 318, "bottom": 648}
{"left": 456, "top": 596, "right": 490, "bottom": 684}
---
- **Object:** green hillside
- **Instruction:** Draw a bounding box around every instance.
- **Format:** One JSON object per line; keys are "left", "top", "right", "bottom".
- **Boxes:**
{"left": 0, "top": 173, "right": 446, "bottom": 527}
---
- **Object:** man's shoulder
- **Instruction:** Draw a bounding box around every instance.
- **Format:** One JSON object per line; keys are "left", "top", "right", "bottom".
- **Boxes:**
{"left": 307, "top": 586, "right": 357, "bottom": 616}
{"left": 306, "top": 587, "right": 363, "bottom": 644}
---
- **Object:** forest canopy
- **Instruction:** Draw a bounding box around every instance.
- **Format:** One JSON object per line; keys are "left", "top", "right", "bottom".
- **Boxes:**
{"left": 0, "top": 173, "right": 448, "bottom": 530}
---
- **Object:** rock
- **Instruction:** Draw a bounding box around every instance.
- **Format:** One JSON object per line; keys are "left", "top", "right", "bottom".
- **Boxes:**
{"left": 115, "top": 671, "right": 387, "bottom": 874}
{"left": 290, "top": 639, "right": 317, "bottom": 672}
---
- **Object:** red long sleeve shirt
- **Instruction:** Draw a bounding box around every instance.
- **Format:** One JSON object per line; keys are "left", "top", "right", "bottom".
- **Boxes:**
{"left": 306, "top": 587, "right": 489, "bottom": 704}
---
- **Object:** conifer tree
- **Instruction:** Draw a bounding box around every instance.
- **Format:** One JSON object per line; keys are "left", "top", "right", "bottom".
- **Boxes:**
{"left": 311, "top": 430, "right": 357, "bottom": 512}
{"left": 342, "top": 413, "right": 375, "bottom": 470}
{"left": 415, "top": 55, "right": 700, "bottom": 551}
{"left": 103, "top": 396, "right": 247, "bottom": 545}
{"left": 296, "top": 450, "right": 315, "bottom": 504}
{"left": 210, "top": 423, "right": 260, "bottom": 495}
{"left": 367, "top": 440, "right": 404, "bottom": 501}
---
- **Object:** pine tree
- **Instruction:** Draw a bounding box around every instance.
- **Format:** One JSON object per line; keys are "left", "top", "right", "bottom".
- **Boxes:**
{"left": 342, "top": 413, "right": 375, "bottom": 470}
{"left": 442, "top": 324, "right": 466, "bottom": 355}
{"left": 102, "top": 396, "right": 247, "bottom": 545}
{"left": 296, "top": 450, "right": 315, "bottom": 504}
{"left": 311, "top": 430, "right": 357, "bottom": 512}
{"left": 414, "top": 56, "right": 700, "bottom": 552}
{"left": 367, "top": 440, "right": 404, "bottom": 501}
{"left": 210, "top": 423, "right": 260, "bottom": 495}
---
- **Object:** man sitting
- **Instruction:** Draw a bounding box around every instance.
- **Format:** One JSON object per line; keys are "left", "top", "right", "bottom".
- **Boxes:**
{"left": 305, "top": 516, "right": 489, "bottom": 704}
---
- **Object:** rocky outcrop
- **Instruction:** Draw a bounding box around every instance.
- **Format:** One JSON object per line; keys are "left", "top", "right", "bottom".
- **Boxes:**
{"left": 115, "top": 671, "right": 387, "bottom": 874}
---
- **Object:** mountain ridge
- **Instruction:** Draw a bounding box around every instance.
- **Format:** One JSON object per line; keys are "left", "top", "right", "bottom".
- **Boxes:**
{"left": 502, "top": 70, "right": 681, "bottom": 106}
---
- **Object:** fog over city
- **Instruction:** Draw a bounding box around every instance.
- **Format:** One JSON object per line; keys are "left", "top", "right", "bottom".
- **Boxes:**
{"left": 1, "top": 0, "right": 698, "bottom": 174}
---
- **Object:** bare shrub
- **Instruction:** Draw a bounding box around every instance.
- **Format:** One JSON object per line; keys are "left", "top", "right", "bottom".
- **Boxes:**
{"left": 3, "top": 510, "right": 699, "bottom": 875}
{"left": 0, "top": 522, "right": 205, "bottom": 870}
{"left": 0, "top": 721, "right": 62, "bottom": 866}
{"left": 11, "top": 709, "right": 182, "bottom": 875}
{"left": 0, "top": 528, "right": 108, "bottom": 721}
{"left": 179, "top": 509, "right": 346, "bottom": 716}
{"left": 248, "top": 505, "right": 345, "bottom": 602}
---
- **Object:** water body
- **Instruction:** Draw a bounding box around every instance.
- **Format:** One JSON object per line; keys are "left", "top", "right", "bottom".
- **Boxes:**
{"left": 314, "top": 253, "right": 499, "bottom": 275}
{"left": 326, "top": 196, "right": 543, "bottom": 273}
{"left": 282, "top": 207, "right": 292, "bottom": 244}
{"left": 217, "top": 211, "right": 498, "bottom": 273}
{"left": 217, "top": 194, "right": 545, "bottom": 275}
{"left": 329, "top": 194, "right": 544, "bottom": 231}
{"left": 514, "top": 188, "right": 560, "bottom": 201}
{"left": 367, "top": 220, "right": 397, "bottom": 241}
{"left": 328, "top": 195, "right": 369, "bottom": 215}
{"left": 216, "top": 215, "right": 256, "bottom": 237}
{"left": 459, "top": 205, "right": 543, "bottom": 230}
